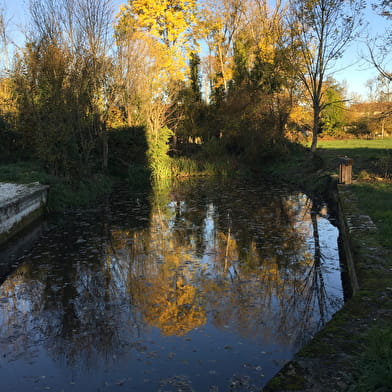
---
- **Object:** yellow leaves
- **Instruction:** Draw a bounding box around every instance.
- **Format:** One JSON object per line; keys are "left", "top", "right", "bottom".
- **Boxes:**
{"left": 143, "top": 275, "right": 207, "bottom": 336}
{"left": 116, "top": 0, "right": 199, "bottom": 84}
{"left": 257, "top": 40, "right": 276, "bottom": 64}
{"left": 289, "top": 103, "right": 312, "bottom": 128}
{"left": 0, "top": 77, "right": 15, "bottom": 116}
{"left": 118, "top": 0, "right": 197, "bottom": 48}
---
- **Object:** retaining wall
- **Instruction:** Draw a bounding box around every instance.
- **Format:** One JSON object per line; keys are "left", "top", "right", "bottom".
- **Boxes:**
{"left": 263, "top": 179, "right": 392, "bottom": 391}
{"left": 0, "top": 182, "right": 49, "bottom": 245}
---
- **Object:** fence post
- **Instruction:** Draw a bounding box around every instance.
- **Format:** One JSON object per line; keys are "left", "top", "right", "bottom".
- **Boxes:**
{"left": 338, "top": 157, "right": 353, "bottom": 184}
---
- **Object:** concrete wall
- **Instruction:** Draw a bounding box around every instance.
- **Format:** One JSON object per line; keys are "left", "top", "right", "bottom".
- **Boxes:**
{"left": 264, "top": 180, "right": 390, "bottom": 392}
{"left": 0, "top": 182, "right": 49, "bottom": 245}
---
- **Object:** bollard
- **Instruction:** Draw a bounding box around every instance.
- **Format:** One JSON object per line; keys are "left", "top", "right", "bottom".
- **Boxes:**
{"left": 338, "top": 157, "right": 353, "bottom": 184}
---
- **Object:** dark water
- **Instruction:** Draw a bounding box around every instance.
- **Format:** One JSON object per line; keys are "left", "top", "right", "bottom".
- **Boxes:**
{"left": 0, "top": 178, "right": 344, "bottom": 392}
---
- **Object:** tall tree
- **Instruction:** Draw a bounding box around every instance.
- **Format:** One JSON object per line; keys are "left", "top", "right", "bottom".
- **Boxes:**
{"left": 368, "top": 1, "right": 392, "bottom": 81}
{"left": 116, "top": 1, "right": 200, "bottom": 180}
{"left": 288, "top": 0, "right": 364, "bottom": 152}
{"left": 0, "top": 4, "right": 10, "bottom": 72}
{"left": 202, "top": 0, "right": 245, "bottom": 94}
{"left": 117, "top": 0, "right": 198, "bottom": 79}
{"left": 12, "top": 0, "right": 114, "bottom": 177}
{"left": 189, "top": 51, "right": 202, "bottom": 102}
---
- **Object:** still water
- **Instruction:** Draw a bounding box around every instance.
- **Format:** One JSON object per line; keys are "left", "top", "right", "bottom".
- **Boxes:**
{"left": 0, "top": 178, "right": 343, "bottom": 391}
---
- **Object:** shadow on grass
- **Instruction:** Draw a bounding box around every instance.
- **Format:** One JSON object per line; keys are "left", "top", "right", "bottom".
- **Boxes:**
{"left": 317, "top": 147, "right": 391, "bottom": 179}
{"left": 316, "top": 142, "right": 391, "bottom": 250}
{"left": 350, "top": 182, "right": 392, "bottom": 251}
{"left": 348, "top": 323, "right": 392, "bottom": 392}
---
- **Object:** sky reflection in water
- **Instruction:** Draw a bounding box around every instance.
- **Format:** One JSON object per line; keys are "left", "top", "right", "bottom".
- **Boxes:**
{"left": 0, "top": 178, "right": 343, "bottom": 391}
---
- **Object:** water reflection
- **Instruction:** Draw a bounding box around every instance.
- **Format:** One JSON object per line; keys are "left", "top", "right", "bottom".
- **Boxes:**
{"left": 0, "top": 178, "right": 343, "bottom": 391}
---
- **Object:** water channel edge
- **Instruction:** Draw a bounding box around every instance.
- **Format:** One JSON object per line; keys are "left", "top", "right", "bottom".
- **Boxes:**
{"left": 264, "top": 176, "right": 392, "bottom": 391}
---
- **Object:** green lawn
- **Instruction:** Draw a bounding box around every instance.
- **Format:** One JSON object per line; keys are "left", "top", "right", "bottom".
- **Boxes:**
{"left": 317, "top": 138, "right": 392, "bottom": 150}
{"left": 315, "top": 138, "right": 392, "bottom": 180}
{"left": 315, "top": 138, "right": 392, "bottom": 252}
{"left": 316, "top": 139, "right": 392, "bottom": 391}
{"left": 351, "top": 182, "right": 392, "bottom": 251}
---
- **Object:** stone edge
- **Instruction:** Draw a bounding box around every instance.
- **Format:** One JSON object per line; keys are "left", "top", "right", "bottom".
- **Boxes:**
{"left": 263, "top": 179, "right": 391, "bottom": 391}
{"left": 0, "top": 184, "right": 49, "bottom": 246}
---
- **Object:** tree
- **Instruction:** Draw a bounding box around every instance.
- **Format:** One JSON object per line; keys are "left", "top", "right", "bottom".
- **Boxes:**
{"left": 204, "top": 0, "right": 296, "bottom": 160}
{"left": 368, "top": 1, "right": 392, "bottom": 81}
{"left": 116, "top": 0, "right": 200, "bottom": 180}
{"left": 173, "top": 52, "right": 208, "bottom": 147}
{"left": 288, "top": 0, "right": 364, "bottom": 152}
{"left": 67, "top": 0, "right": 115, "bottom": 171}
{"left": 11, "top": 0, "right": 114, "bottom": 178}
{"left": 0, "top": 5, "right": 14, "bottom": 129}
{"left": 189, "top": 51, "right": 202, "bottom": 102}
{"left": 320, "top": 78, "right": 348, "bottom": 137}
{"left": 0, "top": 4, "right": 10, "bottom": 72}
{"left": 202, "top": 0, "right": 245, "bottom": 94}
{"left": 117, "top": 0, "right": 199, "bottom": 79}
{"left": 366, "top": 74, "right": 392, "bottom": 102}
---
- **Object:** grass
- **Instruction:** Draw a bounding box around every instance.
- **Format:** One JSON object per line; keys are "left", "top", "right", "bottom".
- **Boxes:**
{"left": 349, "top": 325, "right": 392, "bottom": 392}
{"left": 317, "top": 138, "right": 392, "bottom": 150}
{"left": 350, "top": 182, "right": 392, "bottom": 250}
{"left": 315, "top": 138, "right": 392, "bottom": 180}
{"left": 314, "top": 138, "right": 392, "bottom": 252}
{"left": 316, "top": 138, "right": 392, "bottom": 392}
{"left": 0, "top": 161, "right": 57, "bottom": 184}
{"left": 171, "top": 156, "right": 232, "bottom": 177}
{"left": 0, "top": 161, "right": 113, "bottom": 211}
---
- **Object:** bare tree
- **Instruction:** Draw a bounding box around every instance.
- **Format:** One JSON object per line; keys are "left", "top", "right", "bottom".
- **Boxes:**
{"left": 202, "top": 0, "right": 246, "bottom": 93}
{"left": 0, "top": 4, "right": 10, "bottom": 72}
{"left": 288, "top": 0, "right": 364, "bottom": 152}
{"left": 367, "top": 1, "right": 392, "bottom": 82}
{"left": 20, "top": 0, "right": 115, "bottom": 176}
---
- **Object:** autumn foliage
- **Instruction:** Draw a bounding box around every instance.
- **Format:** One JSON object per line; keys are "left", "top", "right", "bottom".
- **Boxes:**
{"left": 0, "top": 0, "right": 388, "bottom": 183}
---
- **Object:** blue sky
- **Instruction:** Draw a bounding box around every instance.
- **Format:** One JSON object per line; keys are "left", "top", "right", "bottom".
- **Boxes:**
{"left": 3, "top": 0, "right": 390, "bottom": 100}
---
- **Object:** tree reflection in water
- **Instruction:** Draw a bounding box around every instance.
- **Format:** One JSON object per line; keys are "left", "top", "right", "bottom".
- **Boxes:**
{"left": 0, "top": 178, "right": 344, "bottom": 391}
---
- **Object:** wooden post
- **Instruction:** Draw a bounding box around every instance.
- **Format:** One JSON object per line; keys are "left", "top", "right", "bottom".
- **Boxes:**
{"left": 338, "top": 157, "right": 353, "bottom": 184}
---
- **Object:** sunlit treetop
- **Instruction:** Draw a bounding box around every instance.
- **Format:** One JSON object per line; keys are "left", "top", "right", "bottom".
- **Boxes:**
{"left": 116, "top": 0, "right": 200, "bottom": 79}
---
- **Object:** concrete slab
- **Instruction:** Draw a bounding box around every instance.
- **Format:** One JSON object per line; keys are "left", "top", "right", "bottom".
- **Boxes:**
{"left": 0, "top": 182, "right": 49, "bottom": 245}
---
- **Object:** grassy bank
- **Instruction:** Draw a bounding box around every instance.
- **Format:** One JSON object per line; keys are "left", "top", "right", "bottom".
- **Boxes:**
{"left": 1, "top": 140, "right": 391, "bottom": 390}
{"left": 0, "top": 161, "right": 112, "bottom": 211}
{"left": 318, "top": 139, "right": 392, "bottom": 391}
{"left": 315, "top": 139, "right": 392, "bottom": 392}
{"left": 316, "top": 138, "right": 392, "bottom": 179}
{"left": 315, "top": 138, "right": 391, "bottom": 251}
{"left": 351, "top": 182, "right": 392, "bottom": 249}
{"left": 264, "top": 138, "right": 392, "bottom": 391}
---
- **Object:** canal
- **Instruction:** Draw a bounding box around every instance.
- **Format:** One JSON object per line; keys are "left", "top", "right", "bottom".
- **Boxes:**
{"left": 0, "top": 177, "right": 344, "bottom": 391}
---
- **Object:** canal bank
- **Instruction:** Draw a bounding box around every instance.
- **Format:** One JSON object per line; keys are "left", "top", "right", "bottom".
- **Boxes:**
{"left": 0, "top": 152, "right": 390, "bottom": 390}
{"left": 0, "top": 176, "right": 345, "bottom": 391}
{"left": 264, "top": 176, "right": 392, "bottom": 391}
{"left": 0, "top": 182, "right": 49, "bottom": 246}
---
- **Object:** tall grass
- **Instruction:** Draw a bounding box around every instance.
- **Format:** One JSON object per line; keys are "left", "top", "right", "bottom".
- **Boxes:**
{"left": 147, "top": 126, "right": 173, "bottom": 181}
{"left": 171, "top": 157, "right": 231, "bottom": 177}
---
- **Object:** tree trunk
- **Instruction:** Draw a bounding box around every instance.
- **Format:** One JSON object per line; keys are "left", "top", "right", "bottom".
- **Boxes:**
{"left": 102, "top": 123, "right": 108, "bottom": 172}
{"left": 310, "top": 209, "right": 326, "bottom": 325}
{"left": 310, "top": 104, "right": 320, "bottom": 153}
